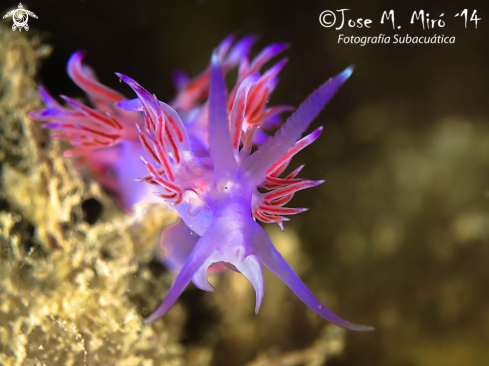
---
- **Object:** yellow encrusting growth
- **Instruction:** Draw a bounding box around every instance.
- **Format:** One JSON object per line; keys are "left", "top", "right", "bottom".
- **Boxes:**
{"left": 0, "top": 22, "right": 187, "bottom": 366}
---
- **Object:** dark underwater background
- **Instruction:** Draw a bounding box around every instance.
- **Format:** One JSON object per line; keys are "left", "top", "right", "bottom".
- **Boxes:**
{"left": 1, "top": 0, "right": 488, "bottom": 365}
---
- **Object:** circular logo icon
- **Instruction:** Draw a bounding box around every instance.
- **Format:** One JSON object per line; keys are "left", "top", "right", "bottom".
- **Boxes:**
{"left": 319, "top": 10, "right": 336, "bottom": 28}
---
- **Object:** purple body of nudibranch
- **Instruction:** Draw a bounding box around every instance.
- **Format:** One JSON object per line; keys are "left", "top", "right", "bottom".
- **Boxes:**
{"left": 28, "top": 35, "right": 373, "bottom": 331}
{"left": 118, "top": 55, "right": 373, "bottom": 331}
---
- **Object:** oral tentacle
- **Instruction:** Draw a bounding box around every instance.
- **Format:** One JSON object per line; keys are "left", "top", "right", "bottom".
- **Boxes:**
{"left": 253, "top": 229, "right": 374, "bottom": 332}
{"left": 144, "top": 226, "right": 221, "bottom": 324}
{"left": 234, "top": 254, "right": 265, "bottom": 313}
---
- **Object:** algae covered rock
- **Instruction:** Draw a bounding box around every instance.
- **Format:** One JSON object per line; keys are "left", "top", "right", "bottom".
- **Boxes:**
{"left": 0, "top": 23, "right": 188, "bottom": 366}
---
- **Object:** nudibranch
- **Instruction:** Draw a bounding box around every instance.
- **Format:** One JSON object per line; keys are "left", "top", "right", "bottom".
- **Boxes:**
{"left": 29, "top": 35, "right": 373, "bottom": 331}
{"left": 117, "top": 55, "right": 372, "bottom": 331}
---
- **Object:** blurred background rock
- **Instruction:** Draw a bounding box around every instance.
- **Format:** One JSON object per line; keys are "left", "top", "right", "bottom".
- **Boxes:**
{"left": 1, "top": 0, "right": 488, "bottom": 365}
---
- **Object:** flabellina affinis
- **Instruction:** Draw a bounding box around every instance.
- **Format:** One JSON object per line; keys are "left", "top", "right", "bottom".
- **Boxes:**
{"left": 29, "top": 35, "right": 374, "bottom": 331}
